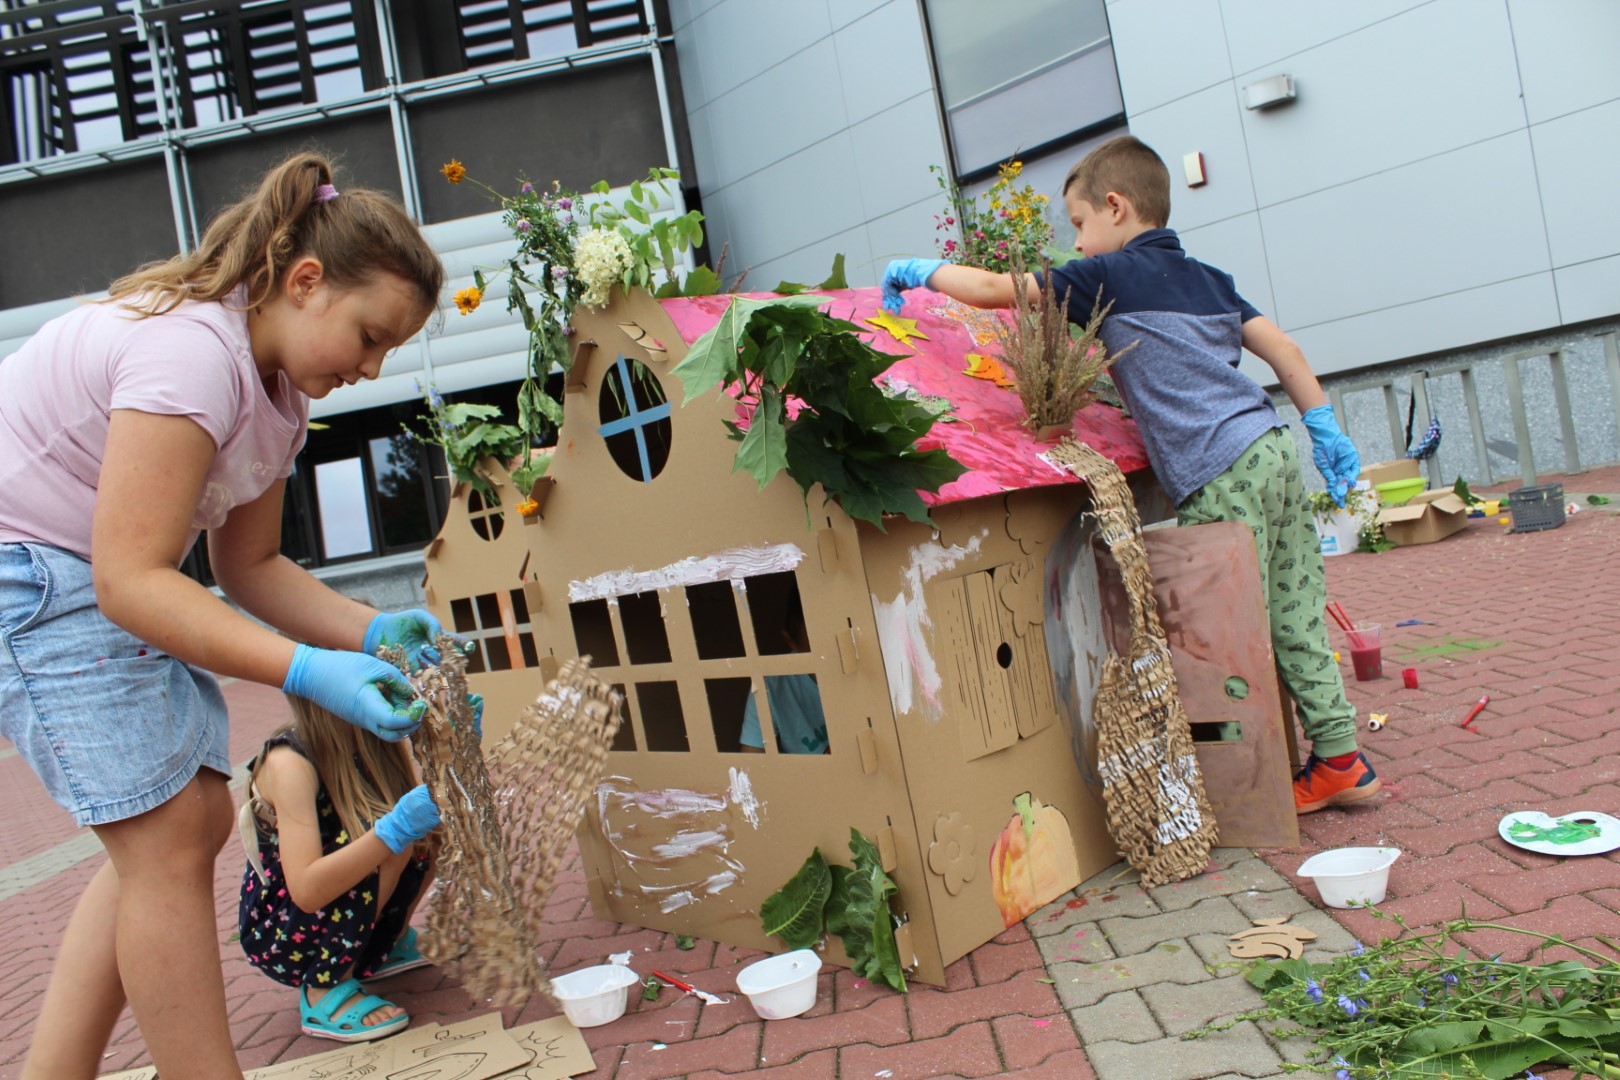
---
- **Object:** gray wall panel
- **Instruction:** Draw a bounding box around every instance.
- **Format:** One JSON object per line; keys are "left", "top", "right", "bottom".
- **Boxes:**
{"left": 1238, "top": 0, "right": 1523, "bottom": 208}
{"left": 848, "top": 92, "right": 947, "bottom": 222}
{"left": 1531, "top": 97, "right": 1620, "bottom": 269}
{"left": 679, "top": 0, "right": 833, "bottom": 107}
{"left": 1507, "top": 0, "right": 1620, "bottom": 124}
{"left": 1125, "top": 82, "right": 1256, "bottom": 232}
{"left": 834, "top": 1, "right": 937, "bottom": 128}
{"left": 1556, "top": 255, "right": 1620, "bottom": 327}
{"left": 698, "top": 39, "right": 848, "bottom": 191}
{"left": 1261, "top": 132, "right": 1548, "bottom": 331}
{"left": 1219, "top": 0, "right": 1429, "bottom": 77}
{"left": 829, "top": 0, "right": 891, "bottom": 31}
{"left": 1105, "top": 0, "right": 1231, "bottom": 114}
{"left": 713, "top": 134, "right": 863, "bottom": 269}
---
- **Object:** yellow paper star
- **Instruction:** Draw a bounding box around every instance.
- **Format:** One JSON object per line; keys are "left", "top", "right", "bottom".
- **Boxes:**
{"left": 866, "top": 311, "right": 930, "bottom": 347}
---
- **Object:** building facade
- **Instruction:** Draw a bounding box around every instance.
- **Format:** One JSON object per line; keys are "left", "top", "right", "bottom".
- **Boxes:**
{"left": 3, "top": 0, "right": 1617, "bottom": 594}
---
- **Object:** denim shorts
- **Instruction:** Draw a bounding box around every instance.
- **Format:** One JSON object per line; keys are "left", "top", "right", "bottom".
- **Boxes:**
{"left": 0, "top": 542, "right": 232, "bottom": 827}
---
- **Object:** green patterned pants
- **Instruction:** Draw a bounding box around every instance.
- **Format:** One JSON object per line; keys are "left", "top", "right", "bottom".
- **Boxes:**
{"left": 1177, "top": 427, "right": 1359, "bottom": 758}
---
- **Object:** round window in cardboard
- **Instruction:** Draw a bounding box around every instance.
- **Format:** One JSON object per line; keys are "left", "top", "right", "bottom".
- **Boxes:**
{"left": 598, "top": 355, "right": 672, "bottom": 482}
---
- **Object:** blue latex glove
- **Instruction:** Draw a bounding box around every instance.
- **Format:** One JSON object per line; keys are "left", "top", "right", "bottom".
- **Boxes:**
{"left": 282, "top": 644, "right": 426, "bottom": 742}
{"left": 467, "top": 693, "right": 484, "bottom": 739}
{"left": 1301, "top": 405, "right": 1361, "bottom": 507}
{"left": 363, "top": 609, "right": 469, "bottom": 671}
{"left": 880, "top": 258, "right": 946, "bottom": 314}
{"left": 374, "top": 784, "right": 440, "bottom": 854}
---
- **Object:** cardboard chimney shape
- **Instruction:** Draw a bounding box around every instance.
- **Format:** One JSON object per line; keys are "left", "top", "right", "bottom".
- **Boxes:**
{"left": 421, "top": 285, "right": 1291, "bottom": 985}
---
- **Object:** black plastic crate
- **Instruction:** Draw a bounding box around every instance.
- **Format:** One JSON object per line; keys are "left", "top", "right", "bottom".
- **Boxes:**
{"left": 1507, "top": 483, "right": 1566, "bottom": 532}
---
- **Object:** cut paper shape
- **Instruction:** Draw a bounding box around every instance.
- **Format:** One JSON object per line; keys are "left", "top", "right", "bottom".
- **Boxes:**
{"left": 1226, "top": 918, "right": 1318, "bottom": 960}
{"left": 989, "top": 792, "right": 1080, "bottom": 928}
{"left": 1498, "top": 810, "right": 1620, "bottom": 857}
{"left": 995, "top": 557, "right": 1043, "bottom": 638}
{"left": 243, "top": 1040, "right": 392, "bottom": 1079}
{"left": 617, "top": 321, "right": 669, "bottom": 360}
{"left": 97, "top": 1070, "right": 157, "bottom": 1080}
{"left": 962, "top": 353, "right": 1015, "bottom": 388}
{"left": 386, "top": 1013, "right": 537, "bottom": 1078}
{"left": 504, "top": 1016, "right": 598, "bottom": 1078}
{"left": 865, "top": 310, "right": 930, "bottom": 348}
{"left": 926, "top": 811, "right": 979, "bottom": 896}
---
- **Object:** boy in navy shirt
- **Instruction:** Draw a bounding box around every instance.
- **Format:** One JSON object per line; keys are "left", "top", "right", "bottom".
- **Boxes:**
{"left": 882, "top": 135, "right": 1378, "bottom": 814}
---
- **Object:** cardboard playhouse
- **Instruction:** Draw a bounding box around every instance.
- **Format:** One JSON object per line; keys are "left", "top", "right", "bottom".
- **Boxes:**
{"left": 420, "top": 286, "right": 1298, "bottom": 986}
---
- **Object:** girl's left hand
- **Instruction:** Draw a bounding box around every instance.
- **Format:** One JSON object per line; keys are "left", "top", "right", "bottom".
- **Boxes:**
{"left": 364, "top": 609, "right": 471, "bottom": 670}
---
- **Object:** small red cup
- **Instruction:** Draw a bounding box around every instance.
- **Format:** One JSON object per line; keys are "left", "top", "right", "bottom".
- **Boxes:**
{"left": 1402, "top": 667, "right": 1419, "bottom": 689}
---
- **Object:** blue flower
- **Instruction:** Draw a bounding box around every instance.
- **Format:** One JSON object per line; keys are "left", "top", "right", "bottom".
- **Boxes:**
{"left": 1359, "top": 969, "right": 1370, "bottom": 981}
{"left": 1442, "top": 973, "right": 1459, "bottom": 988}
{"left": 1306, "top": 978, "right": 1323, "bottom": 1003}
{"left": 1338, "top": 995, "right": 1359, "bottom": 1017}
{"left": 1525, "top": 1073, "right": 1544, "bottom": 1080}
{"left": 1335, "top": 1054, "right": 1353, "bottom": 1079}
{"left": 1351, "top": 940, "right": 1366, "bottom": 956}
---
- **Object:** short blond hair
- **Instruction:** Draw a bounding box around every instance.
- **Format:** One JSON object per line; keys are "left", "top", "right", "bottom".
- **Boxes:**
{"left": 1062, "top": 135, "right": 1171, "bottom": 229}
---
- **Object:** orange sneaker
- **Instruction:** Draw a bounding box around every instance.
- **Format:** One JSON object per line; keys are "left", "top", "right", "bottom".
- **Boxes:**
{"left": 1293, "top": 753, "right": 1382, "bottom": 813}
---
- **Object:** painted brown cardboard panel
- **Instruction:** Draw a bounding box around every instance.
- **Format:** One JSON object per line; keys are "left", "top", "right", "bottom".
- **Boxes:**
{"left": 1092, "top": 521, "right": 1299, "bottom": 849}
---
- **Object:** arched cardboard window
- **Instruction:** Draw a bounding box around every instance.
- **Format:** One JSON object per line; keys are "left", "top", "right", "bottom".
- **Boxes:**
{"left": 598, "top": 355, "right": 671, "bottom": 482}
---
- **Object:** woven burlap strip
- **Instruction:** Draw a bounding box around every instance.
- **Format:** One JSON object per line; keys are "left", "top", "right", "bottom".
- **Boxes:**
{"left": 389, "top": 643, "right": 623, "bottom": 1006}
{"left": 1047, "top": 440, "right": 1218, "bottom": 887}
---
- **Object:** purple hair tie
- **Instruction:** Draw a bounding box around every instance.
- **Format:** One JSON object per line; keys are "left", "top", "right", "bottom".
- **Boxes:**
{"left": 315, "top": 183, "right": 340, "bottom": 203}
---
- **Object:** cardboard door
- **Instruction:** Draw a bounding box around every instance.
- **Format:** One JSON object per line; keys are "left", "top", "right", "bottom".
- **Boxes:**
{"left": 1093, "top": 521, "right": 1299, "bottom": 848}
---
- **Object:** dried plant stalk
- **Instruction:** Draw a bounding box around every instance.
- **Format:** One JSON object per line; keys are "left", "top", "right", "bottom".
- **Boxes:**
{"left": 390, "top": 637, "right": 544, "bottom": 1007}
{"left": 993, "top": 248, "right": 1137, "bottom": 433}
{"left": 485, "top": 657, "right": 623, "bottom": 950}
{"left": 1047, "top": 440, "right": 1217, "bottom": 888}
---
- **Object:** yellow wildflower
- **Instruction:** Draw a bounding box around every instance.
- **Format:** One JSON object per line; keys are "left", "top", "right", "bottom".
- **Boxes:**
{"left": 440, "top": 159, "right": 467, "bottom": 184}
{"left": 453, "top": 285, "right": 482, "bottom": 315}
{"left": 516, "top": 497, "right": 540, "bottom": 518}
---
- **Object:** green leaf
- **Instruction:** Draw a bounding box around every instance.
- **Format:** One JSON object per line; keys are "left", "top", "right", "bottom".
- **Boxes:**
{"left": 641, "top": 976, "right": 662, "bottom": 1001}
{"left": 816, "top": 253, "right": 849, "bottom": 290}
{"left": 759, "top": 849, "right": 832, "bottom": 949}
{"left": 772, "top": 279, "right": 809, "bottom": 296}
{"left": 831, "top": 829, "right": 905, "bottom": 992}
{"left": 1401, "top": 1020, "right": 1486, "bottom": 1054}
{"left": 631, "top": 179, "right": 645, "bottom": 203}
{"left": 626, "top": 200, "right": 652, "bottom": 225}
{"left": 1453, "top": 476, "right": 1482, "bottom": 505}
{"left": 680, "top": 264, "right": 722, "bottom": 296}
{"left": 674, "top": 934, "right": 695, "bottom": 951}
{"left": 733, "top": 389, "right": 789, "bottom": 489}
{"left": 1590, "top": 494, "right": 1612, "bottom": 505}
{"left": 668, "top": 295, "right": 830, "bottom": 402}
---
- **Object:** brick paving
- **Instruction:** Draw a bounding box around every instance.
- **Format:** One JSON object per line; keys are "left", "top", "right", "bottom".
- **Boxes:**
{"left": 1, "top": 466, "right": 1616, "bottom": 1079}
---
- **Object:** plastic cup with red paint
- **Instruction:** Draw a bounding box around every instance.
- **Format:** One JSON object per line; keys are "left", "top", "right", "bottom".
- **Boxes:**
{"left": 1345, "top": 624, "right": 1383, "bottom": 681}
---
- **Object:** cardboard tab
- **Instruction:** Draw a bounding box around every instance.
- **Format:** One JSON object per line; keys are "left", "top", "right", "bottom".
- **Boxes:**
{"left": 566, "top": 338, "right": 596, "bottom": 393}
{"left": 837, "top": 627, "right": 859, "bottom": 673}
{"left": 877, "top": 826, "right": 898, "bottom": 872}
{"left": 539, "top": 654, "right": 560, "bottom": 684}
{"left": 857, "top": 728, "right": 878, "bottom": 774}
{"left": 523, "top": 578, "right": 543, "bottom": 615}
{"left": 817, "top": 527, "right": 839, "bottom": 572}
{"left": 525, "top": 475, "right": 556, "bottom": 520}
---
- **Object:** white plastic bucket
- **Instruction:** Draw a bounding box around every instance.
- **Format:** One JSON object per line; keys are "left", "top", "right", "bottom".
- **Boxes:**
{"left": 1297, "top": 847, "right": 1401, "bottom": 908}
{"left": 549, "top": 964, "right": 641, "bottom": 1027}
{"left": 735, "top": 949, "right": 822, "bottom": 1019}
{"left": 1315, "top": 509, "right": 1360, "bottom": 557}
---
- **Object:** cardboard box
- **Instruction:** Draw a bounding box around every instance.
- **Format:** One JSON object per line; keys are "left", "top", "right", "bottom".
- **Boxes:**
{"left": 1377, "top": 490, "right": 1470, "bottom": 546}
{"left": 1359, "top": 458, "right": 1421, "bottom": 489}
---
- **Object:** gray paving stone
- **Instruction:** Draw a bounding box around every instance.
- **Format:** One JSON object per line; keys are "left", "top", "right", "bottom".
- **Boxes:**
{"left": 1084, "top": 1020, "right": 1284, "bottom": 1079}
{"left": 1229, "top": 885, "right": 1317, "bottom": 922}
{"left": 1035, "top": 921, "right": 1116, "bottom": 967}
{"left": 1030, "top": 874, "right": 1161, "bottom": 939}
{"left": 1140, "top": 975, "right": 1268, "bottom": 1036}
{"left": 1100, "top": 895, "right": 1251, "bottom": 957}
{"left": 1069, "top": 989, "right": 1161, "bottom": 1045}
{"left": 1258, "top": 1017, "right": 1330, "bottom": 1070}
{"left": 1150, "top": 856, "right": 1292, "bottom": 912}
{"left": 1051, "top": 943, "right": 1212, "bottom": 1008}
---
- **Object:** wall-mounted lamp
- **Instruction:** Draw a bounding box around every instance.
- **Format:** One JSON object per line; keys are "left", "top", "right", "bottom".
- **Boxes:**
{"left": 1183, "top": 152, "right": 1207, "bottom": 188}
{"left": 1242, "top": 74, "right": 1297, "bottom": 110}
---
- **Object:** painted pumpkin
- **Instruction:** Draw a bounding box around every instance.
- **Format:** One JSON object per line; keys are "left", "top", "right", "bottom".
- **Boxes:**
{"left": 990, "top": 792, "right": 1081, "bottom": 928}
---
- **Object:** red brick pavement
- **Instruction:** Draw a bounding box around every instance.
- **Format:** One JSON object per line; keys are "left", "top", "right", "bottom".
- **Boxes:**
{"left": 2, "top": 466, "right": 1616, "bottom": 1079}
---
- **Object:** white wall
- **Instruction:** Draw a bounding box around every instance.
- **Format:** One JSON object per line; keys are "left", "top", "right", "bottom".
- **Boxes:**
{"left": 1106, "top": 0, "right": 1620, "bottom": 378}
{"left": 668, "top": 0, "right": 951, "bottom": 289}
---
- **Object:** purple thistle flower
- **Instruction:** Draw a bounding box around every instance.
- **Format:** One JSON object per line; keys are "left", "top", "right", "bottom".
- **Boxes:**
{"left": 562, "top": 324, "right": 576, "bottom": 336}
{"left": 552, "top": 265, "right": 569, "bottom": 279}
{"left": 1305, "top": 979, "right": 1324, "bottom": 1003}
{"left": 520, "top": 181, "right": 534, "bottom": 193}
{"left": 558, "top": 197, "right": 573, "bottom": 210}
{"left": 516, "top": 218, "right": 532, "bottom": 233}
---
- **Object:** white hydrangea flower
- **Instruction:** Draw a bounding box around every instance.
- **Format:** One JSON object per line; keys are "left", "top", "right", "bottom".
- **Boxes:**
{"left": 575, "top": 228, "right": 634, "bottom": 308}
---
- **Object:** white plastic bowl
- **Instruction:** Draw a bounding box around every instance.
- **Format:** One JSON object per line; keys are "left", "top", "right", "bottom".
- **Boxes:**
{"left": 736, "top": 949, "right": 822, "bottom": 1019}
{"left": 1297, "top": 847, "right": 1401, "bottom": 908}
{"left": 550, "top": 964, "right": 641, "bottom": 1027}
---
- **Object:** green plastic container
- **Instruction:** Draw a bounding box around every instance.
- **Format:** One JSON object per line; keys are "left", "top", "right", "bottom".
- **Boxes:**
{"left": 1374, "top": 476, "right": 1425, "bottom": 506}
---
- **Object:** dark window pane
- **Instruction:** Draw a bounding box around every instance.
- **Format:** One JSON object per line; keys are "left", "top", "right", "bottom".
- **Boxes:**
{"left": 476, "top": 592, "right": 503, "bottom": 629}
{"left": 636, "top": 681, "right": 688, "bottom": 752}
{"left": 569, "top": 600, "right": 619, "bottom": 666}
{"left": 686, "top": 581, "right": 746, "bottom": 659}
{"left": 610, "top": 683, "right": 635, "bottom": 750}
{"left": 745, "top": 571, "right": 810, "bottom": 656}
{"left": 450, "top": 596, "right": 477, "bottom": 634}
{"left": 619, "top": 590, "right": 671, "bottom": 664}
{"left": 705, "top": 678, "right": 753, "bottom": 754}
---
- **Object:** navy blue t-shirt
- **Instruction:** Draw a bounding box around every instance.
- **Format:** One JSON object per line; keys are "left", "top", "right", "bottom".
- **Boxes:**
{"left": 1041, "top": 229, "right": 1280, "bottom": 506}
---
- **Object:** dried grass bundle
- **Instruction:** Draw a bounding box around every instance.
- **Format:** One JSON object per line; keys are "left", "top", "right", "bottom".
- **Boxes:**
{"left": 993, "top": 249, "right": 1136, "bottom": 434}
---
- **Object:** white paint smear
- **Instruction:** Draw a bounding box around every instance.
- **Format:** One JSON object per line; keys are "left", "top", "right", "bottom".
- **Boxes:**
{"left": 728, "top": 767, "right": 763, "bottom": 829}
{"left": 569, "top": 543, "right": 806, "bottom": 603}
{"left": 869, "top": 529, "right": 986, "bottom": 720}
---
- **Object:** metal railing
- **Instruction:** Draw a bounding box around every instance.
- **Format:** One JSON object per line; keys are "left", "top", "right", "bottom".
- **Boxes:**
{"left": 1321, "top": 329, "right": 1620, "bottom": 489}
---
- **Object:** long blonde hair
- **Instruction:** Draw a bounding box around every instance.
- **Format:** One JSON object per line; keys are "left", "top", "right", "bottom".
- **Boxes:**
{"left": 254, "top": 695, "right": 420, "bottom": 846}
{"left": 108, "top": 151, "right": 444, "bottom": 317}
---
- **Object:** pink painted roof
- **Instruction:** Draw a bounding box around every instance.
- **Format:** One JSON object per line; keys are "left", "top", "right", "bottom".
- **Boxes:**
{"left": 658, "top": 286, "right": 1149, "bottom": 507}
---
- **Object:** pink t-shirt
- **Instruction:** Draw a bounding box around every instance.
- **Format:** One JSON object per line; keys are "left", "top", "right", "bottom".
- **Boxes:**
{"left": 0, "top": 293, "right": 308, "bottom": 560}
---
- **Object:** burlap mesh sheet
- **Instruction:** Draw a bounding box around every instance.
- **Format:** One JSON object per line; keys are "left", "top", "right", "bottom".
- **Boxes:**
{"left": 1047, "top": 440, "right": 1218, "bottom": 887}
{"left": 392, "top": 641, "right": 623, "bottom": 1006}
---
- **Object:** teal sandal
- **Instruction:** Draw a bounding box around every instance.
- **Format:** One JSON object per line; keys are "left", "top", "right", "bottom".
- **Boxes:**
{"left": 364, "top": 926, "right": 430, "bottom": 980}
{"left": 300, "top": 977, "right": 409, "bottom": 1042}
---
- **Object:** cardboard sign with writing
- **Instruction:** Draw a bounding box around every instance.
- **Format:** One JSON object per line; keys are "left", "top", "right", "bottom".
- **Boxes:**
{"left": 494, "top": 1017, "right": 596, "bottom": 1078}
{"left": 97, "top": 1069, "right": 157, "bottom": 1080}
{"left": 387, "top": 1014, "right": 536, "bottom": 1078}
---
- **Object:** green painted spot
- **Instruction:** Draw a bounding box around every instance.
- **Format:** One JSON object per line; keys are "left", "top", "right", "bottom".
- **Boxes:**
{"left": 1508, "top": 819, "right": 1602, "bottom": 846}
{"left": 1224, "top": 676, "right": 1250, "bottom": 701}
{"left": 1158, "top": 942, "right": 1183, "bottom": 953}
{"left": 1394, "top": 636, "right": 1503, "bottom": 660}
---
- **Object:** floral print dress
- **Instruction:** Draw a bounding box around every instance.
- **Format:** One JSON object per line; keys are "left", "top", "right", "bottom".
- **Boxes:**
{"left": 237, "top": 733, "right": 428, "bottom": 990}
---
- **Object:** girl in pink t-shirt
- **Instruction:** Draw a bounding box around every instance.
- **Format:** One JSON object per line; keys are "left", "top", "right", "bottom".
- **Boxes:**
{"left": 0, "top": 153, "right": 453, "bottom": 1080}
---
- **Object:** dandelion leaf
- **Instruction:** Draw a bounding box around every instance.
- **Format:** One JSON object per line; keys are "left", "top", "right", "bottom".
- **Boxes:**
{"left": 759, "top": 849, "right": 832, "bottom": 949}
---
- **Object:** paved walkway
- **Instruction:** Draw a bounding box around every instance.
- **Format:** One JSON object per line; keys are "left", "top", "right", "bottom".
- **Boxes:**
{"left": 2, "top": 466, "right": 1617, "bottom": 1079}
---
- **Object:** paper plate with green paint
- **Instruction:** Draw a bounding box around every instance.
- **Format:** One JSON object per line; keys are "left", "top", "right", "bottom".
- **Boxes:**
{"left": 1498, "top": 811, "right": 1620, "bottom": 856}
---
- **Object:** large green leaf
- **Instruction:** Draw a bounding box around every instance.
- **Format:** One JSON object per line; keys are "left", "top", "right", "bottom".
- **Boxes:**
{"left": 669, "top": 294, "right": 830, "bottom": 403}
{"left": 830, "top": 829, "right": 905, "bottom": 992}
{"left": 733, "top": 388, "right": 789, "bottom": 488}
{"left": 759, "top": 849, "right": 832, "bottom": 949}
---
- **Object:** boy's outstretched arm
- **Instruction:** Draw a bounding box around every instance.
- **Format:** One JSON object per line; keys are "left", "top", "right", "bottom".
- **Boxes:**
{"left": 881, "top": 258, "right": 1040, "bottom": 312}
{"left": 1243, "top": 316, "right": 1360, "bottom": 504}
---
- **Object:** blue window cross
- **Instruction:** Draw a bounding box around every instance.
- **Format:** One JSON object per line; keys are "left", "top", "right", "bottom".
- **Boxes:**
{"left": 598, "top": 354, "right": 672, "bottom": 482}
